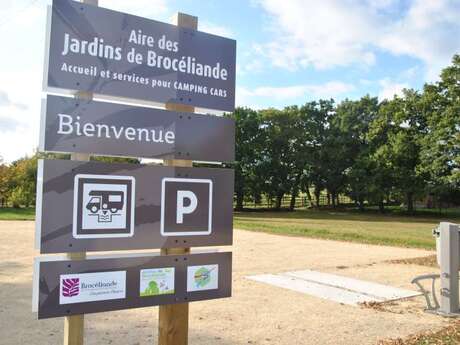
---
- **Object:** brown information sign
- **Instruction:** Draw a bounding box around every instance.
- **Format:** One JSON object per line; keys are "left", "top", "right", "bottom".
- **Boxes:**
{"left": 46, "top": 0, "right": 236, "bottom": 111}
{"left": 40, "top": 95, "right": 235, "bottom": 162}
{"left": 36, "top": 159, "right": 234, "bottom": 253}
{"left": 36, "top": 252, "right": 232, "bottom": 319}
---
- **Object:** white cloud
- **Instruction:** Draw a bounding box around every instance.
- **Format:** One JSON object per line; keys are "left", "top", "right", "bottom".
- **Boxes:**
{"left": 100, "top": 0, "right": 169, "bottom": 20}
{"left": 0, "top": 90, "right": 27, "bottom": 110}
{"left": 255, "top": 0, "right": 460, "bottom": 79}
{"left": 378, "top": 78, "right": 408, "bottom": 101}
{"left": 368, "top": 0, "right": 398, "bottom": 10}
{"left": 0, "top": 69, "right": 41, "bottom": 163}
{"left": 237, "top": 58, "right": 265, "bottom": 77}
{"left": 0, "top": 1, "right": 46, "bottom": 163}
{"left": 255, "top": 0, "right": 381, "bottom": 70}
{"left": 236, "top": 81, "right": 354, "bottom": 107}
{"left": 0, "top": 0, "right": 43, "bottom": 34}
{"left": 401, "top": 65, "right": 420, "bottom": 80}
{"left": 0, "top": 116, "right": 24, "bottom": 133}
{"left": 200, "top": 22, "right": 234, "bottom": 38}
{"left": 378, "top": 1, "right": 460, "bottom": 80}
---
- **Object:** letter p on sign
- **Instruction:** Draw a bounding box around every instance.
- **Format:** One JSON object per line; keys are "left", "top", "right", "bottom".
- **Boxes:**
{"left": 176, "top": 190, "right": 198, "bottom": 224}
{"left": 161, "top": 178, "right": 213, "bottom": 236}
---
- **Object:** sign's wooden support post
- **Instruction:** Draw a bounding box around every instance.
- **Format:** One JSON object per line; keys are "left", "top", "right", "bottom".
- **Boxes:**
{"left": 64, "top": 113, "right": 91, "bottom": 345}
{"left": 158, "top": 12, "right": 198, "bottom": 345}
{"left": 64, "top": 252, "right": 86, "bottom": 345}
{"left": 63, "top": 1, "right": 97, "bottom": 342}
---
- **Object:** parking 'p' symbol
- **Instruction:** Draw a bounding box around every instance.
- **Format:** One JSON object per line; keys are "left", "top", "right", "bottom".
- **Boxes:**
{"left": 161, "top": 178, "right": 213, "bottom": 236}
{"left": 176, "top": 190, "right": 198, "bottom": 224}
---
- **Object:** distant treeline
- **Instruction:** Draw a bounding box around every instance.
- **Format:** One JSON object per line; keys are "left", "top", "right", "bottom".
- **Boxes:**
{"left": 0, "top": 154, "right": 138, "bottom": 208}
{"left": 226, "top": 55, "right": 460, "bottom": 212}
{"left": 0, "top": 56, "right": 459, "bottom": 212}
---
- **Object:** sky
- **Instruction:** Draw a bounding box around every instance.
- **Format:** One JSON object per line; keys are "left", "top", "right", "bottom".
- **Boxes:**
{"left": 0, "top": 0, "right": 459, "bottom": 163}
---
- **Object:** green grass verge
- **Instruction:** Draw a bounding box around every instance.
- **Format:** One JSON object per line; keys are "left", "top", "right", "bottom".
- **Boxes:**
{"left": 234, "top": 208, "right": 460, "bottom": 250}
{"left": 0, "top": 207, "right": 35, "bottom": 220}
{"left": 2, "top": 206, "right": 459, "bottom": 250}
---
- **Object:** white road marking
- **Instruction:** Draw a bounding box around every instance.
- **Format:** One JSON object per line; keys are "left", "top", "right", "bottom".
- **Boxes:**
{"left": 284, "top": 270, "right": 421, "bottom": 300}
{"left": 247, "top": 270, "right": 421, "bottom": 306}
{"left": 248, "top": 274, "right": 382, "bottom": 305}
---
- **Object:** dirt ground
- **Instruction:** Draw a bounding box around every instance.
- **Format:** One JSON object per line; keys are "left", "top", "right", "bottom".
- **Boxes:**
{"left": 0, "top": 221, "right": 451, "bottom": 345}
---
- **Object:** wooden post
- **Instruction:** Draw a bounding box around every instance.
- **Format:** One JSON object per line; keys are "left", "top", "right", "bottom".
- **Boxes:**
{"left": 63, "top": 3, "right": 96, "bottom": 344}
{"left": 64, "top": 138, "right": 90, "bottom": 345}
{"left": 64, "top": 251, "right": 87, "bottom": 345}
{"left": 158, "top": 12, "right": 198, "bottom": 345}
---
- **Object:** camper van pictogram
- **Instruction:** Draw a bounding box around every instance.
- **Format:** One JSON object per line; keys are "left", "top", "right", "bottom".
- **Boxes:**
{"left": 73, "top": 174, "right": 135, "bottom": 238}
{"left": 86, "top": 190, "right": 124, "bottom": 223}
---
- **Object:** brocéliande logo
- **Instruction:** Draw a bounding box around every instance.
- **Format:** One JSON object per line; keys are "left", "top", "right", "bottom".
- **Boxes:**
{"left": 61, "top": 278, "right": 80, "bottom": 297}
{"left": 59, "top": 271, "right": 126, "bottom": 305}
{"left": 61, "top": 278, "right": 118, "bottom": 298}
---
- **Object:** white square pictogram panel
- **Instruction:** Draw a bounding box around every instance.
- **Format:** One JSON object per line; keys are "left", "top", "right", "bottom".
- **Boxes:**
{"left": 73, "top": 174, "right": 135, "bottom": 239}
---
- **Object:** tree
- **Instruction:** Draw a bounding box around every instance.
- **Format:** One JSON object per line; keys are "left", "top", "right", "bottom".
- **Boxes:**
{"left": 369, "top": 91, "right": 427, "bottom": 213}
{"left": 419, "top": 55, "right": 460, "bottom": 207}
{"left": 259, "top": 107, "right": 303, "bottom": 210}
{"left": 336, "top": 96, "right": 380, "bottom": 210}
{"left": 228, "top": 107, "right": 265, "bottom": 210}
{"left": 6, "top": 155, "right": 38, "bottom": 208}
{"left": 300, "top": 100, "right": 339, "bottom": 207}
{"left": 0, "top": 163, "right": 8, "bottom": 207}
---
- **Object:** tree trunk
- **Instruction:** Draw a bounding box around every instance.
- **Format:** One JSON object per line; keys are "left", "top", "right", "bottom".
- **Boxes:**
{"left": 235, "top": 191, "right": 244, "bottom": 211}
{"left": 327, "top": 193, "right": 331, "bottom": 206}
{"left": 289, "top": 194, "right": 296, "bottom": 211}
{"left": 331, "top": 192, "right": 336, "bottom": 208}
{"left": 378, "top": 198, "right": 385, "bottom": 213}
{"left": 306, "top": 187, "right": 313, "bottom": 207}
{"left": 275, "top": 194, "right": 283, "bottom": 210}
{"left": 289, "top": 173, "right": 302, "bottom": 211}
{"left": 314, "top": 189, "right": 320, "bottom": 207}
{"left": 406, "top": 192, "right": 414, "bottom": 213}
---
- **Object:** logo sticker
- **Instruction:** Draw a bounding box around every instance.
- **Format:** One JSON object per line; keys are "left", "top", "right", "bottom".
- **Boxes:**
{"left": 59, "top": 271, "right": 126, "bottom": 305}
{"left": 187, "top": 264, "right": 219, "bottom": 292}
{"left": 139, "top": 267, "right": 175, "bottom": 297}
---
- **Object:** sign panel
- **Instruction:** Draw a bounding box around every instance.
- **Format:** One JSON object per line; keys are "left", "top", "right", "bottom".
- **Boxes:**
{"left": 37, "top": 252, "right": 232, "bottom": 319}
{"left": 40, "top": 95, "right": 235, "bottom": 162}
{"left": 36, "top": 159, "right": 233, "bottom": 253}
{"left": 46, "top": 0, "right": 236, "bottom": 112}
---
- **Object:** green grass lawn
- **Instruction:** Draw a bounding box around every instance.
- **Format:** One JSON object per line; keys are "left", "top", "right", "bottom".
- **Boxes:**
{"left": 2, "top": 206, "right": 459, "bottom": 250}
{"left": 0, "top": 207, "right": 35, "bottom": 220}
{"left": 234, "top": 208, "right": 460, "bottom": 250}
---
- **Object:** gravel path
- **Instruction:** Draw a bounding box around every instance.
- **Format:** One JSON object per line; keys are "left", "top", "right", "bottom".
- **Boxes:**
{"left": 0, "top": 221, "right": 450, "bottom": 345}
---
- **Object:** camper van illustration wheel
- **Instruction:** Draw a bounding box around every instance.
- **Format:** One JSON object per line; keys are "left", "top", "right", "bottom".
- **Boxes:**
{"left": 85, "top": 191, "right": 124, "bottom": 217}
